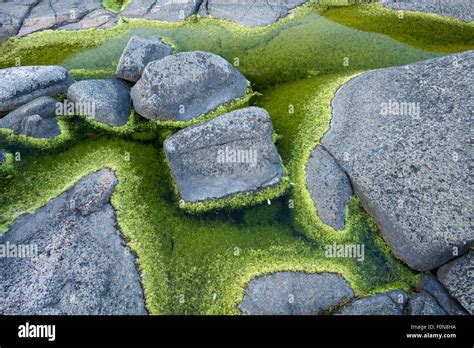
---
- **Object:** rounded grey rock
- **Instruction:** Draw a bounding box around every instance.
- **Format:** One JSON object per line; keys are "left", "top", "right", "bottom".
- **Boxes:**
{"left": 0, "top": 66, "right": 73, "bottom": 113}
{"left": 116, "top": 36, "right": 173, "bottom": 83}
{"left": 336, "top": 290, "right": 408, "bottom": 315}
{"left": 306, "top": 145, "right": 353, "bottom": 230}
{"left": 163, "top": 107, "right": 285, "bottom": 203}
{"left": 131, "top": 51, "right": 248, "bottom": 121}
{"left": 67, "top": 78, "right": 131, "bottom": 126}
{"left": 437, "top": 251, "right": 473, "bottom": 314}
{"left": 238, "top": 271, "right": 354, "bottom": 315}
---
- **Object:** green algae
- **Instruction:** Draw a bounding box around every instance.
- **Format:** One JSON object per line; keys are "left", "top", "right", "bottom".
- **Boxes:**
{"left": 0, "top": 2, "right": 467, "bottom": 314}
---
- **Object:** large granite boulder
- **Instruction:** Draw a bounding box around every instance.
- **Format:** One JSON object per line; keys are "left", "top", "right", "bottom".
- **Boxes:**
{"left": 381, "top": 0, "right": 474, "bottom": 22}
{"left": 437, "top": 252, "right": 473, "bottom": 314}
{"left": 67, "top": 78, "right": 131, "bottom": 126}
{"left": 306, "top": 145, "right": 353, "bottom": 230}
{"left": 336, "top": 290, "right": 408, "bottom": 315}
{"left": 239, "top": 272, "right": 354, "bottom": 315}
{"left": 320, "top": 50, "right": 473, "bottom": 271}
{"left": 0, "top": 66, "right": 73, "bottom": 113}
{"left": 116, "top": 36, "right": 173, "bottom": 83}
{"left": 199, "top": 0, "right": 308, "bottom": 27}
{"left": 0, "top": 169, "right": 147, "bottom": 315}
{"left": 164, "top": 107, "right": 285, "bottom": 203}
{"left": 16, "top": 0, "right": 118, "bottom": 38}
{"left": 122, "top": 0, "right": 201, "bottom": 21}
{"left": 131, "top": 51, "right": 248, "bottom": 121}
{"left": 417, "top": 274, "right": 468, "bottom": 315}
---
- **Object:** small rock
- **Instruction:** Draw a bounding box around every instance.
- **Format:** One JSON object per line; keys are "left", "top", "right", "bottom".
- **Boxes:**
{"left": 0, "top": 96, "right": 57, "bottom": 128}
{"left": 0, "top": 168, "right": 147, "bottom": 315}
{"left": 238, "top": 272, "right": 354, "bottom": 315}
{"left": 306, "top": 145, "right": 353, "bottom": 230}
{"left": 408, "top": 291, "right": 447, "bottom": 315}
{"left": 164, "top": 107, "right": 285, "bottom": 203}
{"left": 0, "top": 66, "right": 73, "bottom": 113}
{"left": 0, "top": 152, "right": 6, "bottom": 165}
{"left": 336, "top": 290, "right": 408, "bottom": 315}
{"left": 417, "top": 274, "right": 467, "bottom": 315}
{"left": 17, "top": 114, "right": 61, "bottom": 138}
{"left": 116, "top": 36, "right": 173, "bottom": 83}
{"left": 437, "top": 252, "right": 473, "bottom": 314}
{"left": 67, "top": 78, "right": 131, "bottom": 126}
{"left": 131, "top": 51, "right": 248, "bottom": 121}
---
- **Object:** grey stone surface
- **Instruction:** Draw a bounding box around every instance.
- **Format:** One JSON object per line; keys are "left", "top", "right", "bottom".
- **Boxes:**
{"left": 408, "top": 291, "right": 447, "bottom": 315}
{"left": 0, "top": 151, "right": 6, "bottom": 165}
{"left": 0, "top": 0, "right": 39, "bottom": 43}
{"left": 0, "top": 96, "right": 60, "bottom": 138}
{"left": 67, "top": 78, "right": 131, "bottom": 126}
{"left": 437, "top": 252, "right": 474, "bottom": 314}
{"left": 336, "top": 290, "right": 408, "bottom": 315}
{"left": 131, "top": 51, "right": 248, "bottom": 121}
{"left": 320, "top": 50, "right": 474, "bottom": 271}
{"left": 199, "top": 0, "right": 308, "bottom": 27}
{"left": 164, "top": 107, "right": 285, "bottom": 203}
{"left": 381, "top": 0, "right": 473, "bottom": 22}
{"left": 116, "top": 36, "right": 173, "bottom": 83}
{"left": 16, "top": 0, "right": 118, "bottom": 38}
{"left": 123, "top": 0, "right": 201, "bottom": 22}
{"left": 418, "top": 274, "right": 468, "bottom": 315}
{"left": 0, "top": 168, "right": 147, "bottom": 315}
{"left": 0, "top": 66, "right": 73, "bottom": 113}
{"left": 306, "top": 145, "right": 353, "bottom": 230}
{"left": 238, "top": 272, "right": 354, "bottom": 315}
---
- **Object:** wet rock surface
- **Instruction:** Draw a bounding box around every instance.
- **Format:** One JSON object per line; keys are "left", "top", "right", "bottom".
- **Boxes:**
{"left": 0, "top": 169, "right": 147, "bottom": 315}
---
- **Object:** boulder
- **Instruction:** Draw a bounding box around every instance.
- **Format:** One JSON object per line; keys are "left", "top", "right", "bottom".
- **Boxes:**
{"left": 0, "top": 66, "right": 73, "bottom": 113}
{"left": 417, "top": 274, "right": 467, "bottom": 315}
{"left": 116, "top": 36, "right": 173, "bottom": 83}
{"left": 306, "top": 145, "right": 352, "bottom": 230}
{"left": 381, "top": 0, "right": 473, "bottom": 22}
{"left": 320, "top": 50, "right": 474, "bottom": 271}
{"left": 0, "top": 96, "right": 60, "bottom": 138}
{"left": 238, "top": 272, "right": 354, "bottom": 315}
{"left": 0, "top": 152, "right": 6, "bottom": 165}
{"left": 199, "top": 0, "right": 308, "bottom": 27}
{"left": 67, "top": 78, "right": 131, "bottom": 126}
{"left": 437, "top": 252, "right": 473, "bottom": 314}
{"left": 164, "top": 107, "right": 285, "bottom": 203}
{"left": 336, "top": 290, "right": 408, "bottom": 315}
{"left": 0, "top": 168, "right": 147, "bottom": 315}
{"left": 17, "top": 0, "right": 118, "bottom": 38}
{"left": 408, "top": 291, "right": 447, "bottom": 315}
{"left": 122, "top": 0, "right": 200, "bottom": 21}
{"left": 131, "top": 51, "right": 248, "bottom": 121}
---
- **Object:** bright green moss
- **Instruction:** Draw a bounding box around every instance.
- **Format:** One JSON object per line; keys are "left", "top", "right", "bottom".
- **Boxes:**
{"left": 1, "top": 3, "right": 463, "bottom": 314}
{"left": 103, "top": 0, "right": 131, "bottom": 13}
